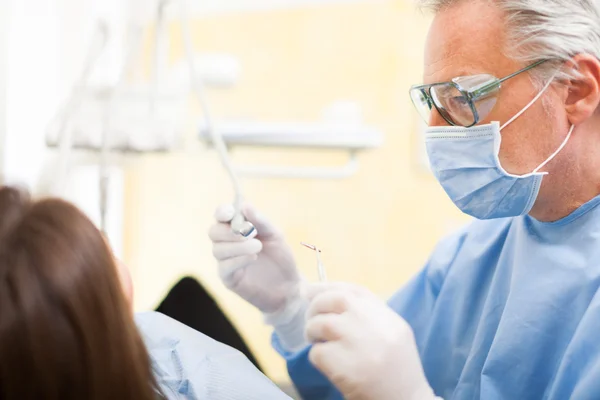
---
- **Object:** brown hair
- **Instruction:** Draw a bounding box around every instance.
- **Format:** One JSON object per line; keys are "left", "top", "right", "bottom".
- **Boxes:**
{"left": 0, "top": 186, "right": 160, "bottom": 399}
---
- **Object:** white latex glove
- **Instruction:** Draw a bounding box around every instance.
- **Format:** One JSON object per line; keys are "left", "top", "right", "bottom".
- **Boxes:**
{"left": 209, "top": 204, "right": 308, "bottom": 351}
{"left": 305, "top": 282, "right": 440, "bottom": 400}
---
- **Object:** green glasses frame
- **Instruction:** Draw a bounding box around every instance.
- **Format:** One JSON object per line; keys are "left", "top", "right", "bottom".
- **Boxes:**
{"left": 409, "top": 59, "right": 548, "bottom": 127}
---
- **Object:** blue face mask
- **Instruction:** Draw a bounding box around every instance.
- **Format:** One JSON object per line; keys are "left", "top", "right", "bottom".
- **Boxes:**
{"left": 425, "top": 80, "right": 574, "bottom": 220}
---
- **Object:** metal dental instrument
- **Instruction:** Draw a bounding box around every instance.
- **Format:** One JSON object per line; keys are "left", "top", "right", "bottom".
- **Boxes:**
{"left": 301, "top": 242, "right": 327, "bottom": 282}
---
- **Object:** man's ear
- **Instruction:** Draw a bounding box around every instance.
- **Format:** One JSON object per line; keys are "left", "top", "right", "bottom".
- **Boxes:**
{"left": 564, "top": 54, "right": 600, "bottom": 125}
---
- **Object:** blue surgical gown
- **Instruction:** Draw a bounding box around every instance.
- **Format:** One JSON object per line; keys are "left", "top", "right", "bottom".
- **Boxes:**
{"left": 135, "top": 312, "right": 291, "bottom": 399}
{"left": 275, "top": 196, "right": 600, "bottom": 399}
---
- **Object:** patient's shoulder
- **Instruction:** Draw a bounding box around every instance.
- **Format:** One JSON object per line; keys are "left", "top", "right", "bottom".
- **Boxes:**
{"left": 135, "top": 311, "right": 238, "bottom": 357}
{"left": 135, "top": 312, "right": 290, "bottom": 399}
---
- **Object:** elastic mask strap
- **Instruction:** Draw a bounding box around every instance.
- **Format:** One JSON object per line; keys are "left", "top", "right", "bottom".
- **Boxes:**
{"left": 532, "top": 124, "right": 575, "bottom": 174}
{"left": 500, "top": 77, "right": 556, "bottom": 131}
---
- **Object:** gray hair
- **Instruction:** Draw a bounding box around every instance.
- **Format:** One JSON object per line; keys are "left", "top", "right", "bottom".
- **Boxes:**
{"left": 416, "top": 0, "right": 600, "bottom": 82}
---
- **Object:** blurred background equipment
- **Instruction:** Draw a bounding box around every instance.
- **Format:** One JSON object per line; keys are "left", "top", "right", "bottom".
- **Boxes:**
{"left": 0, "top": 0, "right": 470, "bottom": 391}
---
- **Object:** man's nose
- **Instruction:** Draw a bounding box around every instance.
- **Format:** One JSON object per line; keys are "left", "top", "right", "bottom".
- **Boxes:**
{"left": 428, "top": 108, "right": 450, "bottom": 127}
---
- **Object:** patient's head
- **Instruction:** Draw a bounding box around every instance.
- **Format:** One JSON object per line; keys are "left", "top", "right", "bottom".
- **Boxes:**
{"left": 0, "top": 186, "right": 158, "bottom": 400}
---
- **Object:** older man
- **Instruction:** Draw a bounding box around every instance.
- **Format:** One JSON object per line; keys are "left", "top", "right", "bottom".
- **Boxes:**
{"left": 209, "top": 1, "right": 600, "bottom": 399}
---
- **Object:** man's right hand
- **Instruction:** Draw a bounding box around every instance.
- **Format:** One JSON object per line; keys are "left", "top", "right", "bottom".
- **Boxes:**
{"left": 209, "top": 204, "right": 301, "bottom": 314}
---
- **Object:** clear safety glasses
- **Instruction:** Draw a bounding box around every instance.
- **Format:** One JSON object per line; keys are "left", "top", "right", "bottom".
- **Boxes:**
{"left": 409, "top": 59, "right": 548, "bottom": 127}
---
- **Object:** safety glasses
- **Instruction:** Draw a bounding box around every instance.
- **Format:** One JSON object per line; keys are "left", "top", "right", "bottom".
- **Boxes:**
{"left": 409, "top": 59, "right": 548, "bottom": 127}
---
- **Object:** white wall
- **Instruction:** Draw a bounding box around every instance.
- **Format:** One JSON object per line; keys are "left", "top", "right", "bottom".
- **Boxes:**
{"left": 1, "top": 0, "right": 126, "bottom": 256}
{"left": 5, "top": 0, "right": 59, "bottom": 189}
{"left": 0, "top": 5, "right": 9, "bottom": 170}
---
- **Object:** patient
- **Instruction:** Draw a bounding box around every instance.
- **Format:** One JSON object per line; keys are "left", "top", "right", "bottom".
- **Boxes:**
{"left": 0, "top": 186, "right": 289, "bottom": 400}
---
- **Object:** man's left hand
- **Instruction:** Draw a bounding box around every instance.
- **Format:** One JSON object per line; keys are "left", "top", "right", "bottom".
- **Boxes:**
{"left": 304, "top": 282, "right": 440, "bottom": 400}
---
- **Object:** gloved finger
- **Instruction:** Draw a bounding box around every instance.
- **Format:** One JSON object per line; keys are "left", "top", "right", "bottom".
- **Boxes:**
{"left": 209, "top": 222, "right": 257, "bottom": 243}
{"left": 241, "top": 203, "right": 280, "bottom": 238}
{"left": 303, "top": 282, "right": 371, "bottom": 302}
{"left": 308, "top": 341, "right": 347, "bottom": 378}
{"left": 214, "top": 204, "right": 235, "bottom": 223}
{"left": 305, "top": 313, "right": 349, "bottom": 343}
{"left": 218, "top": 254, "right": 258, "bottom": 283}
{"left": 212, "top": 239, "right": 263, "bottom": 261}
{"left": 306, "top": 289, "right": 355, "bottom": 319}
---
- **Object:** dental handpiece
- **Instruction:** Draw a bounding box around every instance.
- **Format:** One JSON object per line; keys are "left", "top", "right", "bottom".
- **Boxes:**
{"left": 301, "top": 242, "right": 327, "bottom": 282}
{"left": 229, "top": 194, "right": 255, "bottom": 237}
{"left": 231, "top": 211, "right": 256, "bottom": 237}
{"left": 179, "top": 2, "right": 255, "bottom": 238}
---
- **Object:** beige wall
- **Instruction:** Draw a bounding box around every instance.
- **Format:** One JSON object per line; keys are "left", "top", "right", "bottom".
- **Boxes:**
{"left": 123, "top": 0, "right": 470, "bottom": 383}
